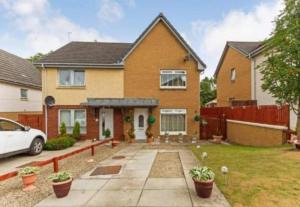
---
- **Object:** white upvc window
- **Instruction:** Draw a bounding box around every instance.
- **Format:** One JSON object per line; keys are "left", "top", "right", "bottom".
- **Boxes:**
{"left": 59, "top": 109, "right": 87, "bottom": 134}
{"left": 230, "top": 68, "right": 236, "bottom": 81}
{"left": 58, "top": 69, "right": 85, "bottom": 86}
{"left": 20, "top": 88, "right": 28, "bottom": 100}
{"left": 160, "top": 70, "right": 187, "bottom": 89}
{"left": 160, "top": 109, "right": 186, "bottom": 135}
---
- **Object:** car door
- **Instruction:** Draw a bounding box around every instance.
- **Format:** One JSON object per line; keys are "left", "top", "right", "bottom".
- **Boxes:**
{"left": 0, "top": 120, "right": 27, "bottom": 154}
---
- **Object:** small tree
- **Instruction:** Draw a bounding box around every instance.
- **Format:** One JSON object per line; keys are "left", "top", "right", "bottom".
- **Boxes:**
{"left": 259, "top": 0, "right": 300, "bottom": 139}
{"left": 200, "top": 77, "right": 216, "bottom": 107}
{"left": 72, "top": 122, "right": 81, "bottom": 141}
{"left": 60, "top": 122, "right": 67, "bottom": 136}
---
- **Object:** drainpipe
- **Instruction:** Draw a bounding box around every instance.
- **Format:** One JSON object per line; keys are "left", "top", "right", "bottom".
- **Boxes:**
{"left": 42, "top": 63, "right": 48, "bottom": 137}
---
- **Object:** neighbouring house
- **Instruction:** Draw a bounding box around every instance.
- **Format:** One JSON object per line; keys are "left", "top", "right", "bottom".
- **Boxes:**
{"left": 214, "top": 41, "right": 297, "bottom": 129}
{"left": 34, "top": 13, "right": 206, "bottom": 140}
{"left": 0, "top": 49, "right": 42, "bottom": 120}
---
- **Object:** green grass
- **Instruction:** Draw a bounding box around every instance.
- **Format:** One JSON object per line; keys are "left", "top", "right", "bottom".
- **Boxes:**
{"left": 191, "top": 144, "right": 300, "bottom": 207}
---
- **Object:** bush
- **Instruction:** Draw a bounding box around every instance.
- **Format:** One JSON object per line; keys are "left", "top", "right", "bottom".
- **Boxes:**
{"left": 72, "top": 121, "right": 81, "bottom": 141}
{"left": 44, "top": 136, "right": 76, "bottom": 151}
{"left": 60, "top": 122, "right": 67, "bottom": 136}
{"left": 103, "top": 128, "right": 111, "bottom": 138}
{"left": 148, "top": 114, "right": 156, "bottom": 125}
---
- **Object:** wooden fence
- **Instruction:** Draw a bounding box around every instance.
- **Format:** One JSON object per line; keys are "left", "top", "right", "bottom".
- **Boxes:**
{"left": 18, "top": 114, "right": 45, "bottom": 132}
{"left": 201, "top": 105, "right": 289, "bottom": 127}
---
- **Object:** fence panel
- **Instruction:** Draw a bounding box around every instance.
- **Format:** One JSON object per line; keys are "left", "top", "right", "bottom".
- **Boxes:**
{"left": 18, "top": 114, "right": 45, "bottom": 132}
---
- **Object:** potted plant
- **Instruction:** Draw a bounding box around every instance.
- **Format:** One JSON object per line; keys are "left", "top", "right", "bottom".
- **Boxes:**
{"left": 19, "top": 166, "right": 39, "bottom": 191}
{"left": 212, "top": 126, "right": 223, "bottom": 144}
{"left": 189, "top": 166, "right": 215, "bottom": 198}
{"left": 103, "top": 128, "right": 111, "bottom": 138}
{"left": 193, "top": 114, "right": 201, "bottom": 122}
{"left": 48, "top": 172, "right": 72, "bottom": 198}
{"left": 146, "top": 114, "right": 156, "bottom": 144}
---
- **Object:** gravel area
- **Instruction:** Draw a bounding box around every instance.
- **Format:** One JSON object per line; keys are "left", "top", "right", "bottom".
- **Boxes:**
{"left": 149, "top": 152, "right": 184, "bottom": 178}
{"left": 0, "top": 143, "right": 127, "bottom": 207}
{"left": 142, "top": 143, "right": 190, "bottom": 150}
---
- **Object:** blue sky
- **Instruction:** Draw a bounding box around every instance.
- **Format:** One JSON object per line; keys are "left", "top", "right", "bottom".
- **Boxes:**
{"left": 0, "top": 0, "right": 282, "bottom": 77}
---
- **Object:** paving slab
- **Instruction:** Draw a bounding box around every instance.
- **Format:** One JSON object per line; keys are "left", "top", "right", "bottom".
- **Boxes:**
{"left": 137, "top": 189, "right": 192, "bottom": 207}
{"left": 144, "top": 178, "right": 187, "bottom": 189}
{"left": 102, "top": 178, "right": 146, "bottom": 190}
{"left": 36, "top": 190, "right": 97, "bottom": 207}
{"left": 71, "top": 179, "right": 108, "bottom": 190}
{"left": 86, "top": 189, "right": 142, "bottom": 207}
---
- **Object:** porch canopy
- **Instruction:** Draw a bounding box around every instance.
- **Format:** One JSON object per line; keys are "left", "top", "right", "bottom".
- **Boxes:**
{"left": 81, "top": 98, "right": 159, "bottom": 107}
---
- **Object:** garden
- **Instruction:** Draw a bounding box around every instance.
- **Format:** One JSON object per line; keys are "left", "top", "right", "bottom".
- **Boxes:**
{"left": 191, "top": 144, "right": 300, "bottom": 207}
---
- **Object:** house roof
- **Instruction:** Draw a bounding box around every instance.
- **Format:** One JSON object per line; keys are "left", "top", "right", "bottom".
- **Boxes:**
{"left": 0, "top": 49, "right": 41, "bottom": 89}
{"left": 122, "top": 13, "right": 206, "bottom": 71}
{"left": 35, "top": 13, "right": 206, "bottom": 71}
{"left": 35, "top": 42, "right": 132, "bottom": 68}
{"left": 214, "top": 41, "right": 262, "bottom": 78}
{"left": 82, "top": 98, "right": 159, "bottom": 107}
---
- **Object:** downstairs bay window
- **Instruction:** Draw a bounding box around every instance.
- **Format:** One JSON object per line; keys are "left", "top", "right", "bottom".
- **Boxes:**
{"left": 160, "top": 109, "right": 186, "bottom": 135}
{"left": 59, "top": 109, "right": 87, "bottom": 134}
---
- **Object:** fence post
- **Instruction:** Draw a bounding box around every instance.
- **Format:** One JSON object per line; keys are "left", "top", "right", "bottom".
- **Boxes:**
{"left": 91, "top": 145, "right": 95, "bottom": 156}
{"left": 53, "top": 157, "right": 59, "bottom": 172}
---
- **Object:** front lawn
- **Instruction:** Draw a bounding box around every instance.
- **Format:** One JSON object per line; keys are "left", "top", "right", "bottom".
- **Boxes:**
{"left": 191, "top": 144, "right": 300, "bottom": 207}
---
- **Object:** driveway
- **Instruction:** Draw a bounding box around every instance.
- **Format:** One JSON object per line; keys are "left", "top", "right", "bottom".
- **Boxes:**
{"left": 36, "top": 144, "right": 230, "bottom": 207}
{"left": 0, "top": 140, "right": 94, "bottom": 176}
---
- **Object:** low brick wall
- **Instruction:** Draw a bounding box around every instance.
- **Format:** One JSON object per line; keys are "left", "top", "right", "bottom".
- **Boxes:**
{"left": 227, "top": 119, "right": 287, "bottom": 146}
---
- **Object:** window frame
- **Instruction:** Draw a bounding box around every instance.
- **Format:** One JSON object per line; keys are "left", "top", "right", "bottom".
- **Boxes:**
{"left": 20, "top": 88, "right": 28, "bottom": 100}
{"left": 58, "top": 69, "right": 85, "bottom": 87}
{"left": 160, "top": 70, "right": 187, "bottom": 89}
{"left": 160, "top": 109, "right": 187, "bottom": 135}
{"left": 58, "top": 109, "right": 87, "bottom": 134}
{"left": 230, "top": 68, "right": 236, "bottom": 82}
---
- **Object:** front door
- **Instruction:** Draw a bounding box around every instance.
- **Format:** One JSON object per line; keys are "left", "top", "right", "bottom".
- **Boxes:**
{"left": 134, "top": 108, "right": 148, "bottom": 140}
{"left": 99, "top": 108, "right": 114, "bottom": 139}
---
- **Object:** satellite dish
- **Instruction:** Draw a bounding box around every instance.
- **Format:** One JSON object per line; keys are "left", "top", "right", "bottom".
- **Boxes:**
{"left": 45, "top": 96, "right": 55, "bottom": 106}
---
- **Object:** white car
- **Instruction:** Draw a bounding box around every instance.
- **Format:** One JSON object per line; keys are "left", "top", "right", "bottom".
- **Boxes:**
{"left": 0, "top": 117, "right": 47, "bottom": 158}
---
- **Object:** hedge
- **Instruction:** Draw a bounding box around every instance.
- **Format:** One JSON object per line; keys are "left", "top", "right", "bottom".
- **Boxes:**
{"left": 44, "top": 136, "right": 76, "bottom": 151}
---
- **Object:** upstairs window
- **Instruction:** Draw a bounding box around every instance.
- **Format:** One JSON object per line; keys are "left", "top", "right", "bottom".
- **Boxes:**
{"left": 20, "top": 88, "right": 28, "bottom": 100}
{"left": 59, "top": 69, "right": 85, "bottom": 86}
{"left": 160, "top": 70, "right": 186, "bottom": 89}
{"left": 230, "top": 68, "right": 236, "bottom": 81}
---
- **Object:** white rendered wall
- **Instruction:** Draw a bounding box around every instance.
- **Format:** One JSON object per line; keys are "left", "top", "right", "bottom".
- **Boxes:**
{"left": 0, "top": 82, "right": 42, "bottom": 112}
{"left": 252, "top": 54, "right": 297, "bottom": 129}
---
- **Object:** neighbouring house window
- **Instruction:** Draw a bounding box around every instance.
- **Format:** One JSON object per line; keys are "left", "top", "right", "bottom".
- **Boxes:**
{"left": 20, "top": 88, "right": 28, "bottom": 100}
{"left": 59, "top": 109, "right": 86, "bottom": 134}
{"left": 160, "top": 70, "right": 186, "bottom": 89}
{"left": 160, "top": 109, "right": 186, "bottom": 135}
{"left": 59, "top": 69, "right": 85, "bottom": 86}
{"left": 230, "top": 68, "right": 236, "bottom": 81}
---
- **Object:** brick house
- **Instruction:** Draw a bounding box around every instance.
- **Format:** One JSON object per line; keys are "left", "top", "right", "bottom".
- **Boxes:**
{"left": 35, "top": 13, "right": 206, "bottom": 140}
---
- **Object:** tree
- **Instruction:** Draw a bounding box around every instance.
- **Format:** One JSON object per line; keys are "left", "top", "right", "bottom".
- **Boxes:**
{"left": 200, "top": 77, "right": 216, "bottom": 107}
{"left": 259, "top": 0, "right": 300, "bottom": 138}
{"left": 27, "top": 53, "right": 46, "bottom": 62}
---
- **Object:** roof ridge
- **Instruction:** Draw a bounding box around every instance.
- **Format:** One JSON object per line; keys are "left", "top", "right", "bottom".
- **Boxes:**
{"left": 70, "top": 41, "right": 132, "bottom": 44}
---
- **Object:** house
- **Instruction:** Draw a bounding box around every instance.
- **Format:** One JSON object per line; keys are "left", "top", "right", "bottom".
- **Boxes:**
{"left": 0, "top": 49, "right": 42, "bottom": 120}
{"left": 34, "top": 13, "right": 206, "bottom": 140}
{"left": 215, "top": 41, "right": 297, "bottom": 129}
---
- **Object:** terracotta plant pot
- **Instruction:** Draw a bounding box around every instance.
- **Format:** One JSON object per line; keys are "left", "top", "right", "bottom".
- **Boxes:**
{"left": 22, "top": 173, "right": 37, "bottom": 191}
{"left": 52, "top": 178, "right": 73, "bottom": 198}
{"left": 129, "top": 139, "right": 136, "bottom": 144}
{"left": 192, "top": 178, "right": 214, "bottom": 198}
{"left": 295, "top": 143, "right": 300, "bottom": 150}
{"left": 147, "top": 137, "right": 153, "bottom": 144}
{"left": 112, "top": 140, "right": 120, "bottom": 148}
{"left": 212, "top": 135, "right": 223, "bottom": 144}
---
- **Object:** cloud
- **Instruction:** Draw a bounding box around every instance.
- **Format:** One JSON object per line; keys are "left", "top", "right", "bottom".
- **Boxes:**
{"left": 190, "top": 0, "right": 283, "bottom": 77}
{"left": 0, "top": 0, "right": 116, "bottom": 57}
{"left": 98, "top": 0, "right": 123, "bottom": 22}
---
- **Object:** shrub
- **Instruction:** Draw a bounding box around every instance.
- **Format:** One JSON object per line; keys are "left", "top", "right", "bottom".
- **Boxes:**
{"left": 148, "top": 114, "right": 156, "bottom": 125}
{"left": 60, "top": 122, "right": 67, "bottom": 136}
{"left": 44, "top": 136, "right": 76, "bottom": 151}
{"left": 19, "top": 166, "right": 39, "bottom": 176}
{"left": 48, "top": 171, "right": 72, "bottom": 183}
{"left": 72, "top": 121, "right": 81, "bottom": 141}
{"left": 103, "top": 128, "right": 111, "bottom": 138}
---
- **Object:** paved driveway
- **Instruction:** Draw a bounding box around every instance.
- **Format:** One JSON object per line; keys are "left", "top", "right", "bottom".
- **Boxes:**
{"left": 36, "top": 144, "right": 230, "bottom": 207}
{"left": 0, "top": 140, "right": 94, "bottom": 175}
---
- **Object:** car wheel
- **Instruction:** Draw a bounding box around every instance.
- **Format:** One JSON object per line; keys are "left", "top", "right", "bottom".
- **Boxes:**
{"left": 29, "top": 138, "right": 44, "bottom": 155}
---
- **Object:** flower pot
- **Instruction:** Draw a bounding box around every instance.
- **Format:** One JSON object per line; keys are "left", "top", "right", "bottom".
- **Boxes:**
{"left": 22, "top": 173, "right": 37, "bottom": 191}
{"left": 212, "top": 135, "right": 223, "bottom": 144}
{"left": 112, "top": 140, "right": 120, "bottom": 148}
{"left": 192, "top": 178, "right": 214, "bottom": 198}
{"left": 295, "top": 143, "right": 300, "bottom": 150}
{"left": 52, "top": 178, "right": 73, "bottom": 198}
{"left": 147, "top": 137, "right": 153, "bottom": 144}
{"left": 129, "top": 139, "right": 136, "bottom": 144}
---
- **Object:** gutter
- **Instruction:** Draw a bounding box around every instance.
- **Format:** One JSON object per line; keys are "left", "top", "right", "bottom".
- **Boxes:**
{"left": 34, "top": 62, "right": 124, "bottom": 69}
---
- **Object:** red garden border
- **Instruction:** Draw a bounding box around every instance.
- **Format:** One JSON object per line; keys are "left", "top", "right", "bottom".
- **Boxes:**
{"left": 0, "top": 138, "right": 114, "bottom": 181}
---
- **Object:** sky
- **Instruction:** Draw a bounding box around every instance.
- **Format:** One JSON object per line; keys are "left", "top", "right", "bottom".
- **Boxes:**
{"left": 0, "top": 0, "right": 283, "bottom": 77}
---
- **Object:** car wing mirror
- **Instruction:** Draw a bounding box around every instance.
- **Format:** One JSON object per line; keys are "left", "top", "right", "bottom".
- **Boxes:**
{"left": 24, "top": 126, "right": 31, "bottom": 131}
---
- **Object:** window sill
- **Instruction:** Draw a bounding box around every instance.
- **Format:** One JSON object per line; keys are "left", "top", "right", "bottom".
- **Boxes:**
{"left": 160, "top": 132, "right": 187, "bottom": 136}
{"left": 57, "top": 85, "right": 86, "bottom": 89}
{"left": 20, "top": 98, "right": 28, "bottom": 101}
{"left": 160, "top": 87, "right": 187, "bottom": 91}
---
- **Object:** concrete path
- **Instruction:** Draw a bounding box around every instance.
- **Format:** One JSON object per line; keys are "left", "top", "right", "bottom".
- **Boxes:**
{"left": 0, "top": 140, "right": 95, "bottom": 175}
{"left": 36, "top": 144, "right": 230, "bottom": 207}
